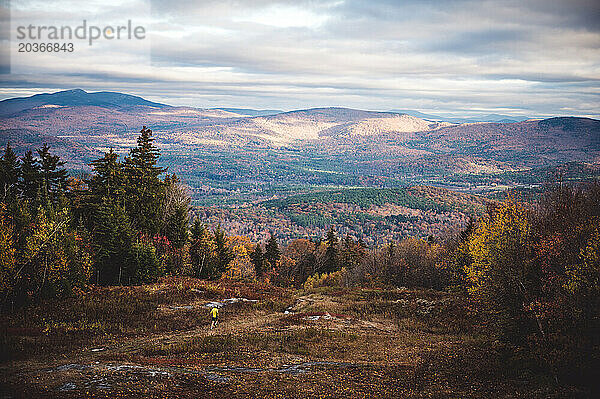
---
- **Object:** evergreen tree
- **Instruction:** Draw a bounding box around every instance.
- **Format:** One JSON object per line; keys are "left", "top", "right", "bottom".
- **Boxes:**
{"left": 165, "top": 204, "right": 189, "bottom": 249}
{"left": 127, "top": 127, "right": 163, "bottom": 177}
{"left": 161, "top": 175, "right": 190, "bottom": 249}
{"left": 0, "top": 143, "right": 20, "bottom": 202}
{"left": 37, "top": 144, "right": 68, "bottom": 202}
{"left": 190, "top": 219, "right": 215, "bottom": 278}
{"left": 190, "top": 218, "right": 205, "bottom": 241}
{"left": 295, "top": 241, "right": 317, "bottom": 285}
{"left": 123, "top": 126, "right": 166, "bottom": 235}
{"left": 212, "top": 225, "right": 232, "bottom": 279}
{"left": 88, "top": 149, "right": 125, "bottom": 202}
{"left": 126, "top": 241, "right": 161, "bottom": 285}
{"left": 323, "top": 226, "right": 339, "bottom": 273}
{"left": 264, "top": 234, "right": 280, "bottom": 270}
{"left": 340, "top": 233, "right": 366, "bottom": 273}
{"left": 19, "top": 150, "right": 40, "bottom": 202}
{"left": 94, "top": 198, "right": 134, "bottom": 285}
{"left": 250, "top": 244, "right": 265, "bottom": 277}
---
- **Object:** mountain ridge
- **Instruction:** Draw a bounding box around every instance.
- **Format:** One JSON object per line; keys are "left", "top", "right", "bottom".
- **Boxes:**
{"left": 1, "top": 89, "right": 599, "bottom": 201}
{"left": 2, "top": 89, "right": 583, "bottom": 122}
{"left": 0, "top": 89, "right": 173, "bottom": 117}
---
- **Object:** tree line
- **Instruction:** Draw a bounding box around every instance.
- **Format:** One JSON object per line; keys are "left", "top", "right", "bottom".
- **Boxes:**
{"left": 0, "top": 128, "right": 290, "bottom": 304}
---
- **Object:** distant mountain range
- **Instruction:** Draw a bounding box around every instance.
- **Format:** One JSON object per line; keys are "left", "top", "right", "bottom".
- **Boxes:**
{"left": 0, "top": 89, "right": 170, "bottom": 117}
{"left": 0, "top": 89, "right": 532, "bottom": 122}
{"left": 390, "top": 110, "right": 531, "bottom": 123}
{"left": 211, "top": 108, "right": 283, "bottom": 117}
{"left": 1, "top": 89, "right": 599, "bottom": 201}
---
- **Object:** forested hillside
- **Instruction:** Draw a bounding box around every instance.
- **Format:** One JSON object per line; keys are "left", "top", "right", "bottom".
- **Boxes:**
{"left": 2, "top": 90, "right": 600, "bottom": 206}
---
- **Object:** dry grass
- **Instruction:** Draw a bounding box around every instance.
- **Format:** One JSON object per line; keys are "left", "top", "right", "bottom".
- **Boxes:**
{"left": 0, "top": 277, "right": 578, "bottom": 398}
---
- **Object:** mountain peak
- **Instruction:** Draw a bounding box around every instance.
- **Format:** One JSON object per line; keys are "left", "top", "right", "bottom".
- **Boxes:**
{"left": 0, "top": 89, "right": 169, "bottom": 117}
{"left": 61, "top": 88, "right": 86, "bottom": 94}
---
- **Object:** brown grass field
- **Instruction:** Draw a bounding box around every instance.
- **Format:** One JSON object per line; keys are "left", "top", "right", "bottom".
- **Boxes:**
{"left": 0, "top": 277, "right": 580, "bottom": 398}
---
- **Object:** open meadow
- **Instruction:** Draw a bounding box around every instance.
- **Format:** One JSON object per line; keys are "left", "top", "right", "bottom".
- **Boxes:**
{"left": 0, "top": 277, "right": 576, "bottom": 398}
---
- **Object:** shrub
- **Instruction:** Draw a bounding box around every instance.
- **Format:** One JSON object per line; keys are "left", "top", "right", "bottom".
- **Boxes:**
{"left": 303, "top": 268, "right": 348, "bottom": 290}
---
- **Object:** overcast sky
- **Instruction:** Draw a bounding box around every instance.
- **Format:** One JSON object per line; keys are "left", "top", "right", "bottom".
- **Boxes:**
{"left": 1, "top": 0, "right": 599, "bottom": 117}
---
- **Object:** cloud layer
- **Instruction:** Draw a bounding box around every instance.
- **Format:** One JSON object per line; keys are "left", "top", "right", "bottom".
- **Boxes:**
{"left": 1, "top": 0, "right": 599, "bottom": 117}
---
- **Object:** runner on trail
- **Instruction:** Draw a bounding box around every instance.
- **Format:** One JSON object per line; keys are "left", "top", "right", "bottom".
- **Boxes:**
{"left": 210, "top": 307, "right": 219, "bottom": 329}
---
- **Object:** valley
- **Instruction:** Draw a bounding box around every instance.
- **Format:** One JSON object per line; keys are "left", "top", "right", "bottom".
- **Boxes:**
{"left": 1, "top": 89, "right": 599, "bottom": 242}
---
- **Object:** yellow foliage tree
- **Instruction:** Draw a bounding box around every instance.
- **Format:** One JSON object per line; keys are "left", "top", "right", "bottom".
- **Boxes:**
{"left": 565, "top": 227, "right": 600, "bottom": 296}
{"left": 303, "top": 268, "right": 348, "bottom": 290}
{"left": 21, "top": 207, "right": 92, "bottom": 298}
{"left": 223, "top": 240, "right": 255, "bottom": 280}
{"left": 464, "top": 196, "right": 537, "bottom": 343}
{"left": 0, "top": 205, "right": 17, "bottom": 296}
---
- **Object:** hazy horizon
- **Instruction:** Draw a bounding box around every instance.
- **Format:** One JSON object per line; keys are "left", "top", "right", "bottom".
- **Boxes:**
{"left": 1, "top": 87, "right": 598, "bottom": 121}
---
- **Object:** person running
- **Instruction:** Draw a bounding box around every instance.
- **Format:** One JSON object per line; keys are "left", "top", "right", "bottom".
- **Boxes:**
{"left": 210, "top": 307, "right": 219, "bottom": 329}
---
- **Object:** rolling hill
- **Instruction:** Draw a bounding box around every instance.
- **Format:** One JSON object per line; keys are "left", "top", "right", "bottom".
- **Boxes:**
{"left": 1, "top": 89, "right": 599, "bottom": 201}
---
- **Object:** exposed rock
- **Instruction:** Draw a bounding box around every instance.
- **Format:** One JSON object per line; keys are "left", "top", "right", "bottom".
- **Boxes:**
{"left": 204, "top": 298, "right": 258, "bottom": 308}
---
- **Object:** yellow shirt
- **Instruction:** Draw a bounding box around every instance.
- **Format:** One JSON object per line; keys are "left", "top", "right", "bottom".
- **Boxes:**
{"left": 210, "top": 308, "right": 219, "bottom": 318}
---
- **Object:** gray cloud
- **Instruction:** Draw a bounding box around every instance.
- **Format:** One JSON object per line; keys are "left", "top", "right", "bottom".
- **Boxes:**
{"left": 423, "top": 29, "right": 529, "bottom": 54}
{"left": 1, "top": 0, "right": 599, "bottom": 118}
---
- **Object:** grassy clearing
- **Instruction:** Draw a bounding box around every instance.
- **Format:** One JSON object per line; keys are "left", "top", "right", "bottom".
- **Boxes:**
{"left": 0, "top": 277, "right": 292, "bottom": 362}
{"left": 0, "top": 277, "right": 576, "bottom": 398}
{"left": 138, "top": 328, "right": 360, "bottom": 360}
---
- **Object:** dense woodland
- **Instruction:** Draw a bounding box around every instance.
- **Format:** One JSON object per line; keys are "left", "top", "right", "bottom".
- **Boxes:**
{"left": 0, "top": 126, "right": 599, "bottom": 387}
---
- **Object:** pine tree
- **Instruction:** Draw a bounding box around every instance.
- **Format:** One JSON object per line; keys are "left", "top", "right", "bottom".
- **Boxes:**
{"left": 19, "top": 150, "right": 41, "bottom": 202}
{"left": 190, "top": 218, "right": 205, "bottom": 241}
{"left": 323, "top": 226, "right": 339, "bottom": 273}
{"left": 37, "top": 144, "right": 68, "bottom": 202}
{"left": 161, "top": 175, "right": 190, "bottom": 249}
{"left": 89, "top": 149, "right": 125, "bottom": 201}
{"left": 212, "top": 225, "right": 232, "bottom": 279}
{"left": 0, "top": 143, "right": 20, "bottom": 202}
{"left": 250, "top": 244, "right": 265, "bottom": 277}
{"left": 94, "top": 198, "right": 134, "bottom": 285}
{"left": 127, "top": 127, "right": 164, "bottom": 178}
{"left": 264, "top": 234, "right": 280, "bottom": 270}
{"left": 123, "top": 126, "right": 166, "bottom": 235}
{"left": 126, "top": 241, "right": 161, "bottom": 285}
{"left": 165, "top": 205, "right": 189, "bottom": 249}
{"left": 190, "top": 219, "right": 215, "bottom": 278}
{"left": 340, "top": 233, "right": 366, "bottom": 273}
